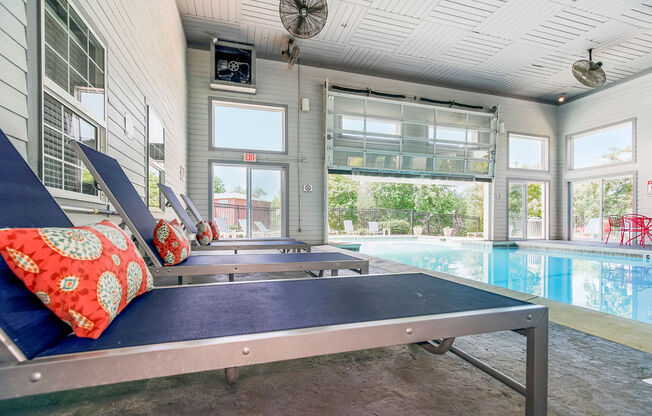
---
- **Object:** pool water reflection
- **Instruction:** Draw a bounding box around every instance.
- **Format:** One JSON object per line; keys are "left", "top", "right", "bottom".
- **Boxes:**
{"left": 356, "top": 240, "right": 652, "bottom": 324}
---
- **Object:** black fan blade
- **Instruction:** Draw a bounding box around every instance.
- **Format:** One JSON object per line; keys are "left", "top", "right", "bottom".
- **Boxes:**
{"left": 307, "top": 3, "right": 326, "bottom": 14}
{"left": 294, "top": 16, "right": 304, "bottom": 35}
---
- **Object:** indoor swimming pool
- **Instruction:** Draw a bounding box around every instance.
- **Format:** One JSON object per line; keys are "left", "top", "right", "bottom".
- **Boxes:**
{"left": 346, "top": 238, "right": 652, "bottom": 324}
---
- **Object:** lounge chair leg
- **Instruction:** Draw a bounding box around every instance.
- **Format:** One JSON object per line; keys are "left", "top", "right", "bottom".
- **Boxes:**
{"left": 178, "top": 276, "right": 183, "bottom": 285}
{"left": 525, "top": 311, "right": 548, "bottom": 416}
{"left": 331, "top": 269, "right": 338, "bottom": 276}
{"left": 228, "top": 274, "right": 235, "bottom": 282}
{"left": 225, "top": 367, "right": 239, "bottom": 383}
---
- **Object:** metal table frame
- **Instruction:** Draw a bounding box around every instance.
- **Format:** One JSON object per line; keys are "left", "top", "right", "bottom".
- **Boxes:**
{"left": 0, "top": 276, "right": 548, "bottom": 415}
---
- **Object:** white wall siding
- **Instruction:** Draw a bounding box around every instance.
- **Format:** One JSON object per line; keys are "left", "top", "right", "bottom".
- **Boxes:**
{"left": 187, "top": 48, "right": 558, "bottom": 243}
{"left": 558, "top": 71, "right": 652, "bottom": 239}
{"left": 0, "top": 0, "right": 28, "bottom": 156}
{"left": 0, "top": 0, "right": 187, "bottom": 225}
{"left": 76, "top": 0, "right": 187, "bottom": 205}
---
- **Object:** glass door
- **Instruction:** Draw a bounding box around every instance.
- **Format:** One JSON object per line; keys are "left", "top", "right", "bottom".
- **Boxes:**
{"left": 571, "top": 176, "right": 633, "bottom": 241}
{"left": 251, "top": 168, "right": 283, "bottom": 237}
{"left": 212, "top": 165, "right": 248, "bottom": 238}
{"left": 509, "top": 181, "right": 546, "bottom": 240}
{"left": 509, "top": 183, "right": 525, "bottom": 239}
{"left": 212, "top": 164, "right": 286, "bottom": 238}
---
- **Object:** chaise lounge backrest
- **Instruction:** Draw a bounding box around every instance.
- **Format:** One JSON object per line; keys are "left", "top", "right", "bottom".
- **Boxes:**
{"left": 72, "top": 141, "right": 163, "bottom": 267}
{"left": 180, "top": 193, "right": 203, "bottom": 223}
{"left": 0, "top": 130, "right": 73, "bottom": 359}
{"left": 158, "top": 183, "right": 198, "bottom": 234}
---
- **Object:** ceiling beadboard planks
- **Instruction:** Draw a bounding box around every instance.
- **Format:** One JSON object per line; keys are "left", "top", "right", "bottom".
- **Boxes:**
{"left": 395, "top": 21, "right": 466, "bottom": 60}
{"left": 521, "top": 8, "right": 608, "bottom": 49}
{"left": 176, "top": 0, "right": 652, "bottom": 103}
{"left": 316, "top": 0, "right": 366, "bottom": 43}
{"left": 619, "top": 2, "right": 652, "bottom": 29}
{"left": 240, "top": 0, "right": 284, "bottom": 29}
{"left": 348, "top": 8, "right": 419, "bottom": 52}
{"left": 370, "top": 0, "right": 439, "bottom": 19}
{"left": 428, "top": 0, "right": 507, "bottom": 30}
{"left": 336, "top": 45, "right": 387, "bottom": 71}
{"left": 440, "top": 31, "right": 510, "bottom": 66}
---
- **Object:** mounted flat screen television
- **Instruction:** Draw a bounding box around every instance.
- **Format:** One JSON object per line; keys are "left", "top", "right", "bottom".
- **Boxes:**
{"left": 210, "top": 40, "right": 256, "bottom": 94}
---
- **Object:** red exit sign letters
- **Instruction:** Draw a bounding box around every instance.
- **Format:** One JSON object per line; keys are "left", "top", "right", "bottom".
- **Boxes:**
{"left": 243, "top": 153, "right": 256, "bottom": 162}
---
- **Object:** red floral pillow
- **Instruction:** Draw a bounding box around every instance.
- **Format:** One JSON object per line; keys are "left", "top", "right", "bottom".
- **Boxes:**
{"left": 196, "top": 221, "right": 212, "bottom": 246}
{"left": 209, "top": 221, "right": 220, "bottom": 241}
{"left": 0, "top": 220, "right": 153, "bottom": 339}
{"left": 153, "top": 219, "right": 190, "bottom": 265}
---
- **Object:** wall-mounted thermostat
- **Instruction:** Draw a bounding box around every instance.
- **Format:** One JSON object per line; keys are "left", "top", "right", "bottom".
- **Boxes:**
{"left": 303, "top": 184, "right": 312, "bottom": 193}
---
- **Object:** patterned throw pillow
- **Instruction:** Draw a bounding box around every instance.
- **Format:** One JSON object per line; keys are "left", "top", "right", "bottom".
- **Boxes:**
{"left": 209, "top": 221, "right": 220, "bottom": 241}
{"left": 0, "top": 220, "right": 154, "bottom": 339}
{"left": 153, "top": 219, "right": 190, "bottom": 265}
{"left": 196, "top": 221, "right": 212, "bottom": 246}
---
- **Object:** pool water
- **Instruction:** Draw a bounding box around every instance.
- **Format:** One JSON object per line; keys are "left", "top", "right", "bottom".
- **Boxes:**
{"left": 354, "top": 239, "right": 652, "bottom": 324}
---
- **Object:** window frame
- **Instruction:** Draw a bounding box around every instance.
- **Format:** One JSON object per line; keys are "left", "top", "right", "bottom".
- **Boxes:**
{"left": 209, "top": 97, "right": 288, "bottom": 155}
{"left": 147, "top": 105, "right": 165, "bottom": 211}
{"left": 567, "top": 118, "right": 636, "bottom": 172}
{"left": 39, "top": 0, "right": 108, "bottom": 203}
{"left": 507, "top": 132, "right": 549, "bottom": 172}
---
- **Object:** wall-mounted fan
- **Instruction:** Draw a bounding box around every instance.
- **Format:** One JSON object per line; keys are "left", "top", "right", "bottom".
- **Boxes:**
{"left": 282, "top": 38, "right": 300, "bottom": 69}
{"left": 279, "top": 0, "right": 328, "bottom": 39}
{"left": 572, "top": 49, "right": 606, "bottom": 88}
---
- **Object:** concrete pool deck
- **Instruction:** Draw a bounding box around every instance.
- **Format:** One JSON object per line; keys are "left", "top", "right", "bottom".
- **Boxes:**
{"left": 322, "top": 243, "right": 652, "bottom": 354}
{"left": 1, "top": 246, "right": 651, "bottom": 415}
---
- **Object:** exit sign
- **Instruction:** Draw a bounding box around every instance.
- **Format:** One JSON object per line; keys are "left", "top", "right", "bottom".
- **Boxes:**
{"left": 243, "top": 153, "right": 256, "bottom": 162}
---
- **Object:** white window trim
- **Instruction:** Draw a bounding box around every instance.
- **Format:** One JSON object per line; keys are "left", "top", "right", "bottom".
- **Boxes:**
{"left": 507, "top": 132, "right": 549, "bottom": 173}
{"left": 209, "top": 98, "right": 288, "bottom": 154}
{"left": 567, "top": 119, "right": 636, "bottom": 172}
{"left": 40, "top": 0, "right": 108, "bottom": 204}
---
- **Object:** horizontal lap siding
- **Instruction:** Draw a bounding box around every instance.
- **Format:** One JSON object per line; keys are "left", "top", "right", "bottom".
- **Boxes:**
{"left": 79, "top": 0, "right": 187, "bottom": 205}
{"left": 0, "top": 0, "right": 28, "bottom": 155}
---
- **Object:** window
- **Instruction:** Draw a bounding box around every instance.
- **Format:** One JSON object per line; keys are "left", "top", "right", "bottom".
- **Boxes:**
{"left": 43, "top": 93, "right": 97, "bottom": 195}
{"left": 569, "top": 121, "right": 633, "bottom": 170}
{"left": 147, "top": 107, "right": 165, "bottom": 209}
{"left": 211, "top": 100, "right": 286, "bottom": 152}
{"left": 42, "top": 0, "right": 106, "bottom": 197}
{"left": 43, "top": 0, "right": 105, "bottom": 121}
{"left": 509, "top": 134, "right": 548, "bottom": 170}
{"left": 326, "top": 92, "right": 495, "bottom": 178}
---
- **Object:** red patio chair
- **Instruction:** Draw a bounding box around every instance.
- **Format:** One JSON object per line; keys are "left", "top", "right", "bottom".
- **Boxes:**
{"left": 622, "top": 214, "right": 648, "bottom": 246}
{"left": 604, "top": 215, "right": 624, "bottom": 245}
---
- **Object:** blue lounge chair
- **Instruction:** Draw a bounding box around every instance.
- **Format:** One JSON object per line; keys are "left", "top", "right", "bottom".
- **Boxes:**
{"left": 158, "top": 183, "right": 310, "bottom": 253}
{"left": 0, "top": 130, "right": 548, "bottom": 415}
{"left": 70, "top": 141, "right": 368, "bottom": 283}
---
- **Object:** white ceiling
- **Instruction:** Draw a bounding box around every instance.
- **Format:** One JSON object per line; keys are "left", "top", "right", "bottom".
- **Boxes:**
{"left": 176, "top": 0, "right": 652, "bottom": 103}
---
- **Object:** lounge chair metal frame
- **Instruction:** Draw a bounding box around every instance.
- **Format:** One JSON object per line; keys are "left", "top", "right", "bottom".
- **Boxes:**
{"left": 0, "top": 274, "right": 548, "bottom": 416}
{"left": 0, "top": 130, "right": 547, "bottom": 414}
{"left": 71, "top": 142, "right": 368, "bottom": 282}
{"left": 158, "top": 184, "right": 310, "bottom": 253}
